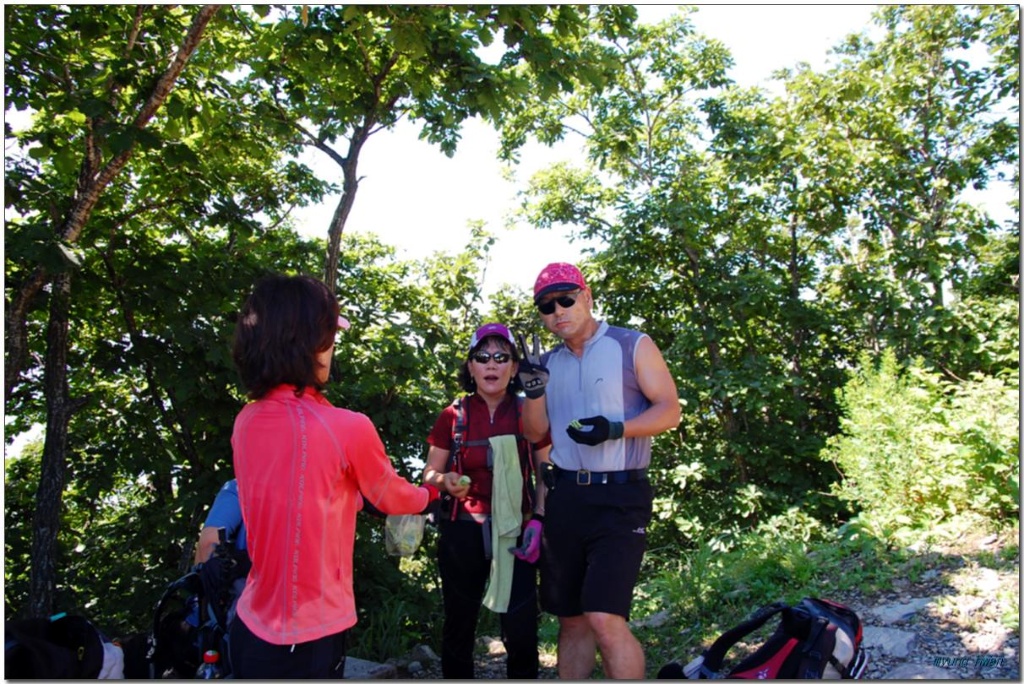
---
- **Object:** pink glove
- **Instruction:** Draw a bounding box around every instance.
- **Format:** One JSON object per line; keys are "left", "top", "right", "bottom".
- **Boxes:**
{"left": 510, "top": 517, "right": 543, "bottom": 564}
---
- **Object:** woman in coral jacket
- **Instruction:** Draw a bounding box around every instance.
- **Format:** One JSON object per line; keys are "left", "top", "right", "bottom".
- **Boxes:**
{"left": 227, "top": 274, "right": 439, "bottom": 678}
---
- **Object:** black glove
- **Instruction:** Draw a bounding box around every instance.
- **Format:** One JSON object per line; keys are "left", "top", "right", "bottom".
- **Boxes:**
{"left": 197, "top": 552, "right": 233, "bottom": 631}
{"left": 516, "top": 332, "right": 550, "bottom": 399}
{"left": 566, "top": 415, "right": 624, "bottom": 446}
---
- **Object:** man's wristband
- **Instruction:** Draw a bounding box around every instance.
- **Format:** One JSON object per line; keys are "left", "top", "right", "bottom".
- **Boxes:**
{"left": 531, "top": 513, "right": 545, "bottom": 523}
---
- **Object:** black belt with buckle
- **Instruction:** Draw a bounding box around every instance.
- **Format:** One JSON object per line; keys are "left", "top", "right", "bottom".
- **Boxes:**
{"left": 554, "top": 466, "right": 647, "bottom": 486}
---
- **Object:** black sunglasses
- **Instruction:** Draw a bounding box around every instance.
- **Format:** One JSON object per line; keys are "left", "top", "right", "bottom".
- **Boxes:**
{"left": 537, "top": 291, "right": 580, "bottom": 315}
{"left": 471, "top": 351, "right": 512, "bottom": 364}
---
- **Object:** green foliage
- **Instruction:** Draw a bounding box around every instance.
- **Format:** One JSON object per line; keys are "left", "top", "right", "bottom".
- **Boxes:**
{"left": 348, "top": 526, "right": 443, "bottom": 661}
{"left": 514, "top": 4, "right": 1017, "bottom": 554}
{"left": 4, "top": 444, "right": 41, "bottom": 616}
{"left": 247, "top": 5, "right": 638, "bottom": 157}
{"left": 794, "top": 5, "right": 1020, "bottom": 376}
{"left": 823, "top": 350, "right": 1019, "bottom": 540}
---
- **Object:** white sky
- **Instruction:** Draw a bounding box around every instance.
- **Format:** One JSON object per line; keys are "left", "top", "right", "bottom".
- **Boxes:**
{"left": 292, "top": 4, "right": 884, "bottom": 296}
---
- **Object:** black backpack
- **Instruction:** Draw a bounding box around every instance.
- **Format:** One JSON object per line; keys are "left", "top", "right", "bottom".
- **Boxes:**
{"left": 659, "top": 597, "right": 868, "bottom": 679}
{"left": 4, "top": 613, "right": 107, "bottom": 678}
{"left": 143, "top": 570, "right": 204, "bottom": 678}
{"left": 196, "top": 528, "right": 251, "bottom": 636}
{"left": 143, "top": 532, "right": 250, "bottom": 678}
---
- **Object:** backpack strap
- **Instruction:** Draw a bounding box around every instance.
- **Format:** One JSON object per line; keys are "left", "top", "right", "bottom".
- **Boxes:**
{"left": 794, "top": 611, "right": 833, "bottom": 678}
{"left": 447, "top": 397, "right": 489, "bottom": 520}
{"left": 446, "top": 397, "right": 465, "bottom": 521}
{"left": 517, "top": 395, "right": 536, "bottom": 515}
{"left": 698, "top": 602, "right": 789, "bottom": 676}
{"left": 449, "top": 396, "right": 465, "bottom": 475}
{"left": 799, "top": 598, "right": 862, "bottom": 679}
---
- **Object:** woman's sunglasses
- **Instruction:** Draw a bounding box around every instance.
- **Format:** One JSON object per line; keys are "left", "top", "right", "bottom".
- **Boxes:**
{"left": 471, "top": 351, "right": 512, "bottom": 364}
{"left": 537, "top": 292, "right": 580, "bottom": 315}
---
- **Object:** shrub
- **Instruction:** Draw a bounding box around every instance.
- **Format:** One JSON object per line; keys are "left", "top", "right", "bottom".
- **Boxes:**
{"left": 822, "top": 350, "right": 1018, "bottom": 537}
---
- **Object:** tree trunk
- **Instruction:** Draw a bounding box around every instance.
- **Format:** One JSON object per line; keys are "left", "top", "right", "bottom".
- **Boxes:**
{"left": 28, "top": 271, "right": 84, "bottom": 618}
{"left": 322, "top": 123, "right": 371, "bottom": 294}
{"left": 323, "top": 182, "right": 359, "bottom": 294}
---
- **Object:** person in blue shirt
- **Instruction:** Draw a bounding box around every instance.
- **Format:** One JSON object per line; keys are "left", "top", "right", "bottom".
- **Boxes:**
{"left": 192, "top": 478, "right": 250, "bottom": 634}
{"left": 194, "top": 479, "right": 247, "bottom": 564}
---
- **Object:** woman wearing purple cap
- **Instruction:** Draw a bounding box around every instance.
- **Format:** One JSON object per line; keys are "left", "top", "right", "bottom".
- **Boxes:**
{"left": 422, "top": 322, "right": 552, "bottom": 679}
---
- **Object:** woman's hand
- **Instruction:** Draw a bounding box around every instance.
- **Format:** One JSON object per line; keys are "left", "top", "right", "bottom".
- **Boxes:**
{"left": 443, "top": 471, "right": 471, "bottom": 499}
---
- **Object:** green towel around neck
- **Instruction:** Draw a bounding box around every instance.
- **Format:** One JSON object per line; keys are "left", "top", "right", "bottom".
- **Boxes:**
{"left": 482, "top": 434, "right": 523, "bottom": 613}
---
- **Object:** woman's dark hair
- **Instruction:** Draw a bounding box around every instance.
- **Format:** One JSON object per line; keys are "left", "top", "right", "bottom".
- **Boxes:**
{"left": 457, "top": 334, "right": 522, "bottom": 395}
{"left": 232, "top": 274, "right": 340, "bottom": 399}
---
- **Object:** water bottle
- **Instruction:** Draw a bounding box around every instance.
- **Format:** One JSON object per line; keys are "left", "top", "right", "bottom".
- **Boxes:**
{"left": 196, "top": 649, "right": 224, "bottom": 679}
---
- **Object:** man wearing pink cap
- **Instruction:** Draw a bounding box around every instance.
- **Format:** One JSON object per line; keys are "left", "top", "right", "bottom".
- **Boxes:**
{"left": 516, "top": 262, "right": 681, "bottom": 679}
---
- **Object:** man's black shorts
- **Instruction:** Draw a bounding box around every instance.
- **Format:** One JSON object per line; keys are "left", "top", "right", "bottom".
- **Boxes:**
{"left": 539, "top": 477, "right": 652, "bottom": 619}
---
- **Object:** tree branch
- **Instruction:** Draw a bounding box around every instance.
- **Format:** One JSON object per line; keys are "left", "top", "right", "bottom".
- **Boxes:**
{"left": 5, "top": 5, "right": 221, "bottom": 406}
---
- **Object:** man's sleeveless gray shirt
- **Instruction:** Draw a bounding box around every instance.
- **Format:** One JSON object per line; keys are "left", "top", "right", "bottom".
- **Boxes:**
{"left": 542, "top": 321, "right": 652, "bottom": 472}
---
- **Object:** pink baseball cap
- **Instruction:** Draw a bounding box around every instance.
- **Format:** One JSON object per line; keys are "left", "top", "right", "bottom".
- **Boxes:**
{"left": 533, "top": 262, "right": 587, "bottom": 302}
{"left": 470, "top": 322, "right": 515, "bottom": 351}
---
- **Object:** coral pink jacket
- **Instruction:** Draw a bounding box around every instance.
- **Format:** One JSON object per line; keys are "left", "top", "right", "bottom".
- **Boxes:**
{"left": 232, "top": 385, "right": 429, "bottom": 645}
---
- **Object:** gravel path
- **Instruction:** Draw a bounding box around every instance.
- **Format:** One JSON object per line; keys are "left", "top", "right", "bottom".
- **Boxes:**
{"left": 839, "top": 527, "right": 1019, "bottom": 680}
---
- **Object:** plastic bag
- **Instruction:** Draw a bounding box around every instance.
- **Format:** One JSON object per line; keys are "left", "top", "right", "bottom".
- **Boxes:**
{"left": 385, "top": 514, "right": 425, "bottom": 557}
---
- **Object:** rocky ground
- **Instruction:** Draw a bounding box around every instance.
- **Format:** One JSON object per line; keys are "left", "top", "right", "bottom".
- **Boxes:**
{"left": 386, "top": 523, "right": 1018, "bottom": 679}
{"left": 838, "top": 526, "right": 1019, "bottom": 680}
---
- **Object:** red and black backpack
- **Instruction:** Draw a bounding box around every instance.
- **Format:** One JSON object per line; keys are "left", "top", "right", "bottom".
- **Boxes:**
{"left": 658, "top": 597, "right": 868, "bottom": 679}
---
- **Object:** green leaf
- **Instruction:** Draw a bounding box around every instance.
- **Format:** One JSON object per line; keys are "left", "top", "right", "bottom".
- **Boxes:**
{"left": 109, "top": 127, "right": 135, "bottom": 154}
{"left": 162, "top": 142, "right": 200, "bottom": 167}
{"left": 135, "top": 128, "right": 163, "bottom": 150}
{"left": 79, "top": 97, "right": 114, "bottom": 119}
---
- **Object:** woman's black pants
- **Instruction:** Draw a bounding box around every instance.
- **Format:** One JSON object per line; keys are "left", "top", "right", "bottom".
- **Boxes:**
{"left": 437, "top": 519, "right": 539, "bottom": 679}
